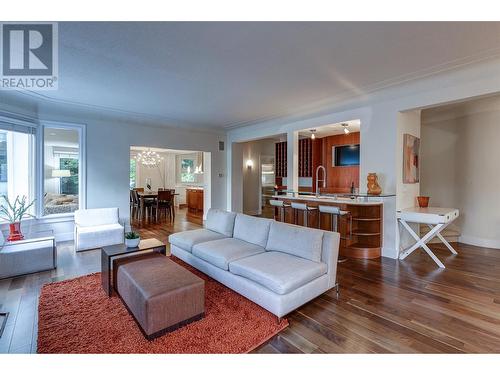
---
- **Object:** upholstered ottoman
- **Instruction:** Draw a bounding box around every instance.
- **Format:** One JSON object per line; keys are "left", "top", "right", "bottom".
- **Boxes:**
{"left": 114, "top": 253, "right": 205, "bottom": 340}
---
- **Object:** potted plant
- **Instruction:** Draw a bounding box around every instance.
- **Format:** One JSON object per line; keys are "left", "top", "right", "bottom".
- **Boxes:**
{"left": 0, "top": 195, "right": 35, "bottom": 241}
{"left": 125, "top": 231, "right": 141, "bottom": 248}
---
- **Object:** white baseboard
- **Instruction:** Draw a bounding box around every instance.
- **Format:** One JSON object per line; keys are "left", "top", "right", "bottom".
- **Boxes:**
{"left": 382, "top": 246, "right": 398, "bottom": 259}
{"left": 459, "top": 235, "right": 500, "bottom": 249}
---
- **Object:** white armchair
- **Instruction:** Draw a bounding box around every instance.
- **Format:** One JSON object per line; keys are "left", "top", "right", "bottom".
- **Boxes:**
{"left": 74, "top": 208, "right": 124, "bottom": 252}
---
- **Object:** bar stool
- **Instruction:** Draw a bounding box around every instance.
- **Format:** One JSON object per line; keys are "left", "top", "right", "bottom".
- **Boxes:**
{"left": 291, "top": 202, "right": 318, "bottom": 227}
{"left": 269, "top": 199, "right": 291, "bottom": 222}
{"left": 318, "top": 205, "right": 352, "bottom": 239}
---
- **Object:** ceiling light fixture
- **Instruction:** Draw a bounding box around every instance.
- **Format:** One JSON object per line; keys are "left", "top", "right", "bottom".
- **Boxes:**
{"left": 134, "top": 149, "right": 164, "bottom": 168}
{"left": 310, "top": 129, "right": 317, "bottom": 140}
{"left": 341, "top": 123, "right": 350, "bottom": 134}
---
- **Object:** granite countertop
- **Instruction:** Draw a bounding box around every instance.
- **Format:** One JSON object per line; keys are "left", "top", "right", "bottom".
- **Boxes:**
{"left": 271, "top": 194, "right": 384, "bottom": 205}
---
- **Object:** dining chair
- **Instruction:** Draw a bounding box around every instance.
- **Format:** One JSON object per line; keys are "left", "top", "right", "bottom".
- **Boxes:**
{"left": 156, "top": 190, "right": 173, "bottom": 222}
{"left": 130, "top": 190, "right": 134, "bottom": 216}
{"left": 131, "top": 189, "right": 144, "bottom": 220}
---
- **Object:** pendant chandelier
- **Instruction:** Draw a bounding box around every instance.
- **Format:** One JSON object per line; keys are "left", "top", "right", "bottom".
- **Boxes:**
{"left": 135, "top": 149, "right": 164, "bottom": 168}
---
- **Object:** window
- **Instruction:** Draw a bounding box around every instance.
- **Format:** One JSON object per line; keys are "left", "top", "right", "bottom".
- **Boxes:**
{"left": 129, "top": 158, "right": 136, "bottom": 189}
{"left": 42, "top": 125, "right": 84, "bottom": 216}
{"left": 180, "top": 158, "right": 195, "bottom": 183}
{"left": 0, "top": 127, "right": 35, "bottom": 214}
{"left": 0, "top": 133, "right": 7, "bottom": 183}
{"left": 176, "top": 152, "right": 204, "bottom": 185}
{"left": 59, "top": 158, "right": 79, "bottom": 194}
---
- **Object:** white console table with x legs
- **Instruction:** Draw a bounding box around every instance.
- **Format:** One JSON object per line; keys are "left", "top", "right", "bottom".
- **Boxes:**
{"left": 398, "top": 207, "right": 459, "bottom": 268}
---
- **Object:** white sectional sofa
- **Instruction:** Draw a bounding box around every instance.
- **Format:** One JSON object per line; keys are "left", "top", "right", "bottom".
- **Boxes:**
{"left": 169, "top": 208, "right": 340, "bottom": 318}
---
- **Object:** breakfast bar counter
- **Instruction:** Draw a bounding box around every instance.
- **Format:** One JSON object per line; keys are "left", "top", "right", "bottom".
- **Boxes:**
{"left": 271, "top": 193, "right": 394, "bottom": 259}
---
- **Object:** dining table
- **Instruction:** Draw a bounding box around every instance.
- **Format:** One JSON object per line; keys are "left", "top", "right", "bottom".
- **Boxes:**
{"left": 136, "top": 190, "right": 179, "bottom": 221}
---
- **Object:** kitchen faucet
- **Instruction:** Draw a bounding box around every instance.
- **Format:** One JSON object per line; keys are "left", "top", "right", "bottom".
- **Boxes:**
{"left": 315, "top": 165, "right": 326, "bottom": 197}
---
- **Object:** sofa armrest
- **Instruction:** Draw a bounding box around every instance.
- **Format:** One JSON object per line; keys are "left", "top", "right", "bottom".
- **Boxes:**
{"left": 321, "top": 231, "right": 340, "bottom": 289}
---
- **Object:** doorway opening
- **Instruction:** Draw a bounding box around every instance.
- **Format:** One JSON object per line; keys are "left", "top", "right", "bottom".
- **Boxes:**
{"left": 129, "top": 146, "right": 211, "bottom": 227}
{"left": 418, "top": 94, "right": 500, "bottom": 249}
{"left": 232, "top": 119, "right": 362, "bottom": 219}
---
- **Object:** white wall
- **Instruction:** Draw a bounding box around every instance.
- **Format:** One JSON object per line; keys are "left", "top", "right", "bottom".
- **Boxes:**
{"left": 6, "top": 132, "right": 31, "bottom": 203}
{"left": 240, "top": 138, "right": 276, "bottom": 215}
{"left": 396, "top": 110, "right": 421, "bottom": 210}
{"left": 395, "top": 110, "right": 421, "bottom": 250}
{"left": 0, "top": 96, "right": 226, "bottom": 239}
{"left": 421, "top": 96, "right": 500, "bottom": 248}
{"left": 227, "top": 57, "right": 500, "bottom": 259}
{"left": 133, "top": 154, "right": 168, "bottom": 191}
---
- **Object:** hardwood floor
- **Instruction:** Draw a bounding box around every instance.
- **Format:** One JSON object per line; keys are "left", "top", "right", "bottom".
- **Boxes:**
{"left": 1, "top": 209, "right": 500, "bottom": 353}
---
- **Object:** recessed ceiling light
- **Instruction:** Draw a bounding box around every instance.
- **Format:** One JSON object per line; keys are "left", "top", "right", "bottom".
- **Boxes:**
{"left": 310, "top": 129, "right": 316, "bottom": 140}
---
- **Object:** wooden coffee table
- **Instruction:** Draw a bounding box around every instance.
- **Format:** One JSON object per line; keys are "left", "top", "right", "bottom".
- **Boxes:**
{"left": 101, "top": 238, "right": 166, "bottom": 296}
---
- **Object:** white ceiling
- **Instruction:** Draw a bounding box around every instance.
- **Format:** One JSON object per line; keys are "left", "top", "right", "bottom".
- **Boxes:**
{"left": 298, "top": 119, "right": 361, "bottom": 138}
{"left": 18, "top": 22, "right": 500, "bottom": 130}
{"left": 44, "top": 127, "right": 79, "bottom": 147}
{"left": 130, "top": 146, "right": 199, "bottom": 154}
{"left": 421, "top": 93, "right": 500, "bottom": 124}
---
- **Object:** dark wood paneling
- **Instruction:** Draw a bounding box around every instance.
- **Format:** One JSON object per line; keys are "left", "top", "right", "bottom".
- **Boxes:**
{"left": 275, "top": 141, "right": 287, "bottom": 178}
{"left": 321, "top": 132, "right": 360, "bottom": 193}
{"left": 274, "top": 134, "right": 357, "bottom": 193}
{"left": 186, "top": 189, "right": 203, "bottom": 219}
{"left": 311, "top": 138, "right": 323, "bottom": 193}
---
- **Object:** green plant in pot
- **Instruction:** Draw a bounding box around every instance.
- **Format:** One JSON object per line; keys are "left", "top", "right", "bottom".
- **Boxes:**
{"left": 0, "top": 195, "right": 35, "bottom": 241}
{"left": 125, "top": 231, "right": 141, "bottom": 248}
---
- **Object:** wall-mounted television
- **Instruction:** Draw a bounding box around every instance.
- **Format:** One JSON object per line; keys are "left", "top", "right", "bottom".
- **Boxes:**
{"left": 333, "top": 144, "right": 360, "bottom": 167}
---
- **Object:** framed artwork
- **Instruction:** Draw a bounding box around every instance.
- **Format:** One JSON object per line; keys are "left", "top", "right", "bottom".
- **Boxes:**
{"left": 403, "top": 133, "right": 420, "bottom": 183}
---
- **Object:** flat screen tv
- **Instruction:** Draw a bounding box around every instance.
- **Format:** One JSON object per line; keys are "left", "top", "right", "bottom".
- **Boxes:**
{"left": 333, "top": 144, "right": 360, "bottom": 167}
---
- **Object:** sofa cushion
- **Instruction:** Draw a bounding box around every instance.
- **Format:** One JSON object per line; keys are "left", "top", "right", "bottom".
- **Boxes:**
{"left": 168, "top": 229, "right": 226, "bottom": 252}
{"left": 77, "top": 223, "right": 123, "bottom": 234}
{"left": 76, "top": 223, "right": 124, "bottom": 251}
{"left": 229, "top": 251, "right": 327, "bottom": 295}
{"left": 205, "top": 209, "right": 237, "bottom": 237}
{"left": 233, "top": 214, "right": 272, "bottom": 248}
{"left": 192, "top": 238, "right": 265, "bottom": 271}
{"left": 75, "top": 207, "right": 119, "bottom": 227}
{"left": 266, "top": 221, "right": 324, "bottom": 263}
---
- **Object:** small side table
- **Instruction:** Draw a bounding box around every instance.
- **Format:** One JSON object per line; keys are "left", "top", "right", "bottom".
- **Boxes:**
{"left": 398, "top": 207, "right": 459, "bottom": 268}
{"left": 101, "top": 238, "right": 166, "bottom": 296}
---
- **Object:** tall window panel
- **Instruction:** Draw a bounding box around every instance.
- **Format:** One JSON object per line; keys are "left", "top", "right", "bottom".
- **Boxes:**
{"left": 43, "top": 127, "right": 81, "bottom": 216}
{"left": 130, "top": 158, "right": 137, "bottom": 189}
{"left": 0, "top": 128, "right": 35, "bottom": 212}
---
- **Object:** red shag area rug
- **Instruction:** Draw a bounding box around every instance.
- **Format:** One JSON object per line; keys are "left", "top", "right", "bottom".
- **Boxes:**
{"left": 37, "top": 257, "right": 288, "bottom": 353}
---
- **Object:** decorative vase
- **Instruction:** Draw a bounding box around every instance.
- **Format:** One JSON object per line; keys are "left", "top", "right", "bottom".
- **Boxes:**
{"left": 8, "top": 222, "right": 24, "bottom": 241}
{"left": 125, "top": 237, "right": 140, "bottom": 248}
{"left": 417, "top": 196, "right": 430, "bottom": 208}
{"left": 366, "top": 173, "right": 382, "bottom": 195}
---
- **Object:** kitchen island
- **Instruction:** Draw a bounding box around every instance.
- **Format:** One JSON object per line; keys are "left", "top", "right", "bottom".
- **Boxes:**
{"left": 271, "top": 193, "right": 394, "bottom": 259}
